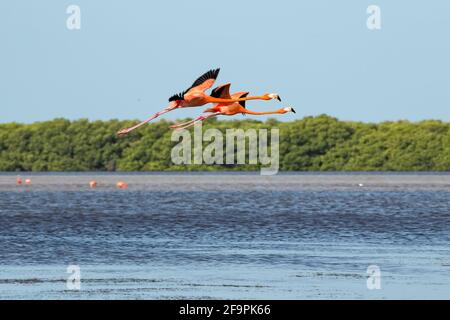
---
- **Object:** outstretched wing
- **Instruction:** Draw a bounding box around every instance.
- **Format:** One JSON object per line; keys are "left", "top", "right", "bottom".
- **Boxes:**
{"left": 232, "top": 92, "right": 249, "bottom": 108}
{"left": 210, "top": 83, "right": 231, "bottom": 99}
{"left": 188, "top": 68, "right": 220, "bottom": 93}
{"left": 168, "top": 91, "right": 186, "bottom": 102}
{"left": 169, "top": 68, "right": 221, "bottom": 102}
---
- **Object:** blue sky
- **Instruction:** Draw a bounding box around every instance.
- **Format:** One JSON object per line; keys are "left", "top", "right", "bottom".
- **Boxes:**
{"left": 1, "top": 0, "right": 449, "bottom": 123}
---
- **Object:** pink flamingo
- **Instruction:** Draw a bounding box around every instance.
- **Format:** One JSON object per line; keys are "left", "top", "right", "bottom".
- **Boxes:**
{"left": 117, "top": 69, "right": 281, "bottom": 135}
{"left": 170, "top": 91, "right": 295, "bottom": 130}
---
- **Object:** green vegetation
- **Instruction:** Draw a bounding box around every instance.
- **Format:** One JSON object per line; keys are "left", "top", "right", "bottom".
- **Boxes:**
{"left": 0, "top": 115, "right": 449, "bottom": 171}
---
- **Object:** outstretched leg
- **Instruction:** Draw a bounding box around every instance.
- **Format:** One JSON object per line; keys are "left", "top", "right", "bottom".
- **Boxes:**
{"left": 169, "top": 118, "right": 198, "bottom": 129}
{"left": 171, "top": 112, "right": 221, "bottom": 130}
{"left": 117, "top": 103, "right": 178, "bottom": 136}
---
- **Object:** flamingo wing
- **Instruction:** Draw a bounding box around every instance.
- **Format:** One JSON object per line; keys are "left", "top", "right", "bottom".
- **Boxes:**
{"left": 169, "top": 68, "right": 220, "bottom": 102}
{"left": 217, "top": 92, "right": 249, "bottom": 115}
{"left": 231, "top": 92, "right": 249, "bottom": 108}
{"left": 231, "top": 92, "right": 249, "bottom": 115}
{"left": 211, "top": 83, "right": 231, "bottom": 99}
{"left": 187, "top": 68, "right": 220, "bottom": 93}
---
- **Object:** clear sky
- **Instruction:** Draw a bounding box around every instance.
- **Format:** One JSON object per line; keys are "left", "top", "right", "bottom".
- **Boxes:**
{"left": 1, "top": 0, "right": 449, "bottom": 123}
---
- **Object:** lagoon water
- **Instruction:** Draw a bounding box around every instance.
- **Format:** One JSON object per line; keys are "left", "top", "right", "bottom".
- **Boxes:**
{"left": 0, "top": 172, "right": 449, "bottom": 299}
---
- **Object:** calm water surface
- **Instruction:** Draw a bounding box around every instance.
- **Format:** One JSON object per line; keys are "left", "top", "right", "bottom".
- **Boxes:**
{"left": 0, "top": 173, "right": 449, "bottom": 299}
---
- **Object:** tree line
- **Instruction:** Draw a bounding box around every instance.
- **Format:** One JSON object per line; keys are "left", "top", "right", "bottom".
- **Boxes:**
{"left": 0, "top": 115, "right": 448, "bottom": 171}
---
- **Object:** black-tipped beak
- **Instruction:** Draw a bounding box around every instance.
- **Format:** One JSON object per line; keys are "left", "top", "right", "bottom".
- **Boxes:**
{"left": 291, "top": 108, "right": 296, "bottom": 113}
{"left": 277, "top": 96, "right": 282, "bottom": 102}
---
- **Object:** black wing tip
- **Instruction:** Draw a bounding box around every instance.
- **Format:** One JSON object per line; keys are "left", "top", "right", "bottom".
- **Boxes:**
{"left": 168, "top": 91, "right": 185, "bottom": 102}
{"left": 208, "top": 68, "right": 221, "bottom": 79}
{"left": 238, "top": 92, "right": 249, "bottom": 108}
{"left": 211, "top": 83, "right": 231, "bottom": 98}
{"left": 190, "top": 68, "right": 221, "bottom": 88}
{"left": 212, "top": 68, "right": 220, "bottom": 79}
{"left": 210, "top": 87, "right": 221, "bottom": 99}
{"left": 169, "top": 68, "right": 221, "bottom": 102}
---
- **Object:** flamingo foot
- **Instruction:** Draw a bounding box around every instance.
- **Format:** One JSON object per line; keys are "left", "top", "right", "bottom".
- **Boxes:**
{"left": 117, "top": 128, "right": 131, "bottom": 136}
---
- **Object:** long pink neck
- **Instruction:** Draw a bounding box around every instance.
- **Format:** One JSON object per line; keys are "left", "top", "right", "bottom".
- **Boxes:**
{"left": 242, "top": 108, "right": 284, "bottom": 115}
{"left": 207, "top": 95, "right": 266, "bottom": 103}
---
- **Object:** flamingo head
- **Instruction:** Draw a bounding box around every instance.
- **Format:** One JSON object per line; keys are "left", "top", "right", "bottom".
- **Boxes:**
{"left": 266, "top": 93, "right": 282, "bottom": 101}
{"left": 282, "top": 107, "right": 296, "bottom": 114}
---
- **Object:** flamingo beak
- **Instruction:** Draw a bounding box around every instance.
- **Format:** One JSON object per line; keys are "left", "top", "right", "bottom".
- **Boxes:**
{"left": 291, "top": 108, "right": 296, "bottom": 113}
{"left": 277, "top": 96, "right": 282, "bottom": 102}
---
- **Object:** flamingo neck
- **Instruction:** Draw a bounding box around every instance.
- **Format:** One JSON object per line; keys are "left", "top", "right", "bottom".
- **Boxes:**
{"left": 242, "top": 108, "right": 284, "bottom": 115}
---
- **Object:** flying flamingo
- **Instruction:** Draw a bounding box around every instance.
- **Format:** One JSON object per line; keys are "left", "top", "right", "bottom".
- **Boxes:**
{"left": 170, "top": 91, "right": 295, "bottom": 130}
{"left": 117, "top": 68, "right": 281, "bottom": 135}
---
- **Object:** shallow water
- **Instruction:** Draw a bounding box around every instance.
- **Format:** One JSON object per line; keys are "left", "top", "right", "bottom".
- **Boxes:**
{"left": 0, "top": 173, "right": 449, "bottom": 299}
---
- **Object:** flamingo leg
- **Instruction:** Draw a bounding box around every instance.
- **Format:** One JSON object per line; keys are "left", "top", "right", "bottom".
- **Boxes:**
{"left": 172, "top": 112, "right": 221, "bottom": 130}
{"left": 170, "top": 118, "right": 199, "bottom": 129}
{"left": 117, "top": 104, "right": 178, "bottom": 135}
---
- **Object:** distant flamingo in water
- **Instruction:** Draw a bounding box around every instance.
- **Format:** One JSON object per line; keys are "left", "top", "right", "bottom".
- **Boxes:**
{"left": 170, "top": 90, "right": 295, "bottom": 130}
{"left": 116, "top": 181, "right": 128, "bottom": 189}
{"left": 117, "top": 69, "right": 281, "bottom": 135}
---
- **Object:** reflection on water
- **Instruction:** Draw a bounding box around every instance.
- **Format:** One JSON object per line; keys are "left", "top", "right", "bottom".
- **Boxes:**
{"left": 0, "top": 173, "right": 449, "bottom": 299}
